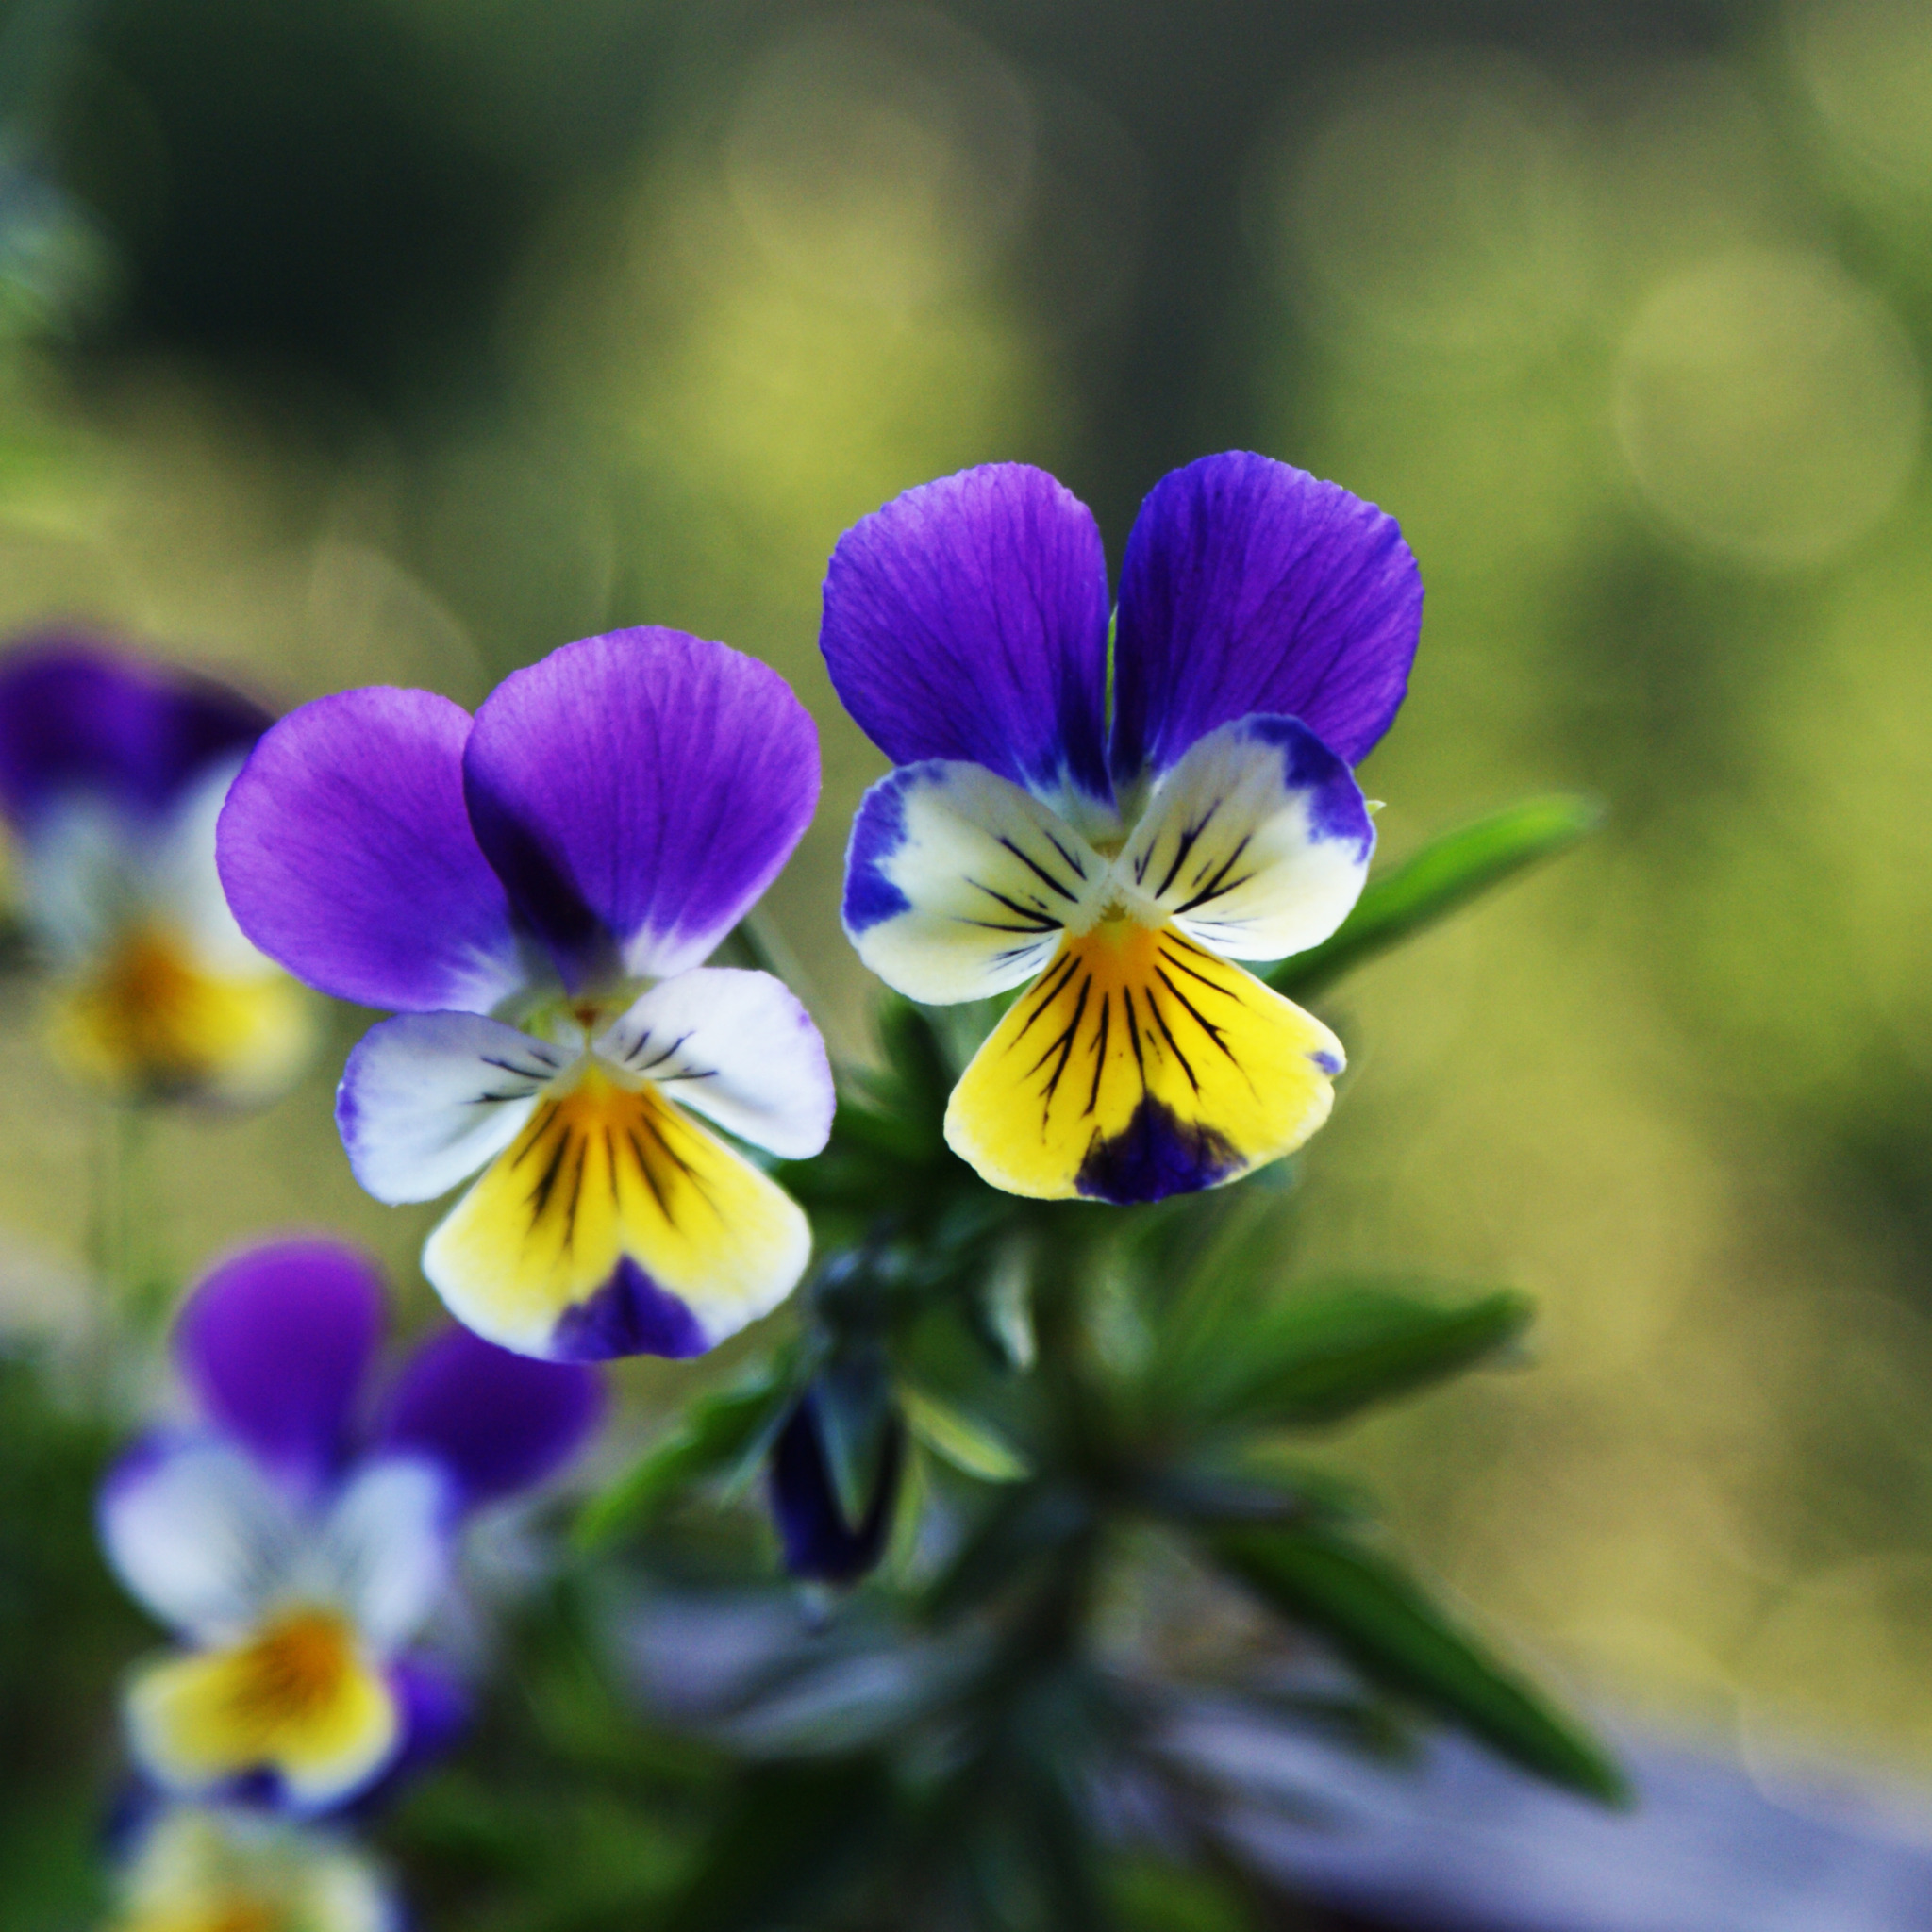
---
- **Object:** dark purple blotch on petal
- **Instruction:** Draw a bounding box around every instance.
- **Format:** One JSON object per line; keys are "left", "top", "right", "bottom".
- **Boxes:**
{"left": 0, "top": 636, "right": 269, "bottom": 827}
{"left": 841, "top": 765, "right": 919, "bottom": 935}
{"left": 376, "top": 1325, "right": 604, "bottom": 1508}
{"left": 768, "top": 1391, "right": 905, "bottom": 1586}
{"left": 175, "top": 1241, "right": 386, "bottom": 1489}
{"left": 1074, "top": 1098, "right": 1242, "bottom": 1206}
{"left": 1241, "top": 713, "right": 1375, "bottom": 861}
{"left": 1111, "top": 452, "right": 1423, "bottom": 784}
{"left": 549, "top": 1257, "right": 710, "bottom": 1362}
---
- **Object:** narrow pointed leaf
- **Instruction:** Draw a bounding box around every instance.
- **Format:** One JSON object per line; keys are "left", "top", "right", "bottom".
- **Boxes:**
{"left": 1268, "top": 795, "right": 1601, "bottom": 1002}
{"left": 575, "top": 1371, "right": 794, "bottom": 1552}
{"left": 814, "top": 1351, "right": 898, "bottom": 1527}
{"left": 902, "top": 1384, "right": 1032, "bottom": 1483}
{"left": 1209, "top": 1524, "right": 1627, "bottom": 1804}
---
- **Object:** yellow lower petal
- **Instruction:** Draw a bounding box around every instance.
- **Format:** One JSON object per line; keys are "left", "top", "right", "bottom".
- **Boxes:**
{"left": 126, "top": 1611, "right": 399, "bottom": 1809}
{"left": 51, "top": 924, "right": 314, "bottom": 1104}
{"left": 423, "top": 1067, "right": 810, "bottom": 1360}
{"left": 944, "top": 921, "right": 1344, "bottom": 1204}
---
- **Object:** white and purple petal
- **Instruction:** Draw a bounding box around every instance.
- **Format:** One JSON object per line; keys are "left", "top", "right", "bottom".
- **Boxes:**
{"left": 0, "top": 636, "right": 269, "bottom": 829}
{"left": 1118, "top": 714, "right": 1374, "bottom": 961}
{"left": 97, "top": 1434, "right": 299, "bottom": 1643}
{"left": 460, "top": 628, "right": 819, "bottom": 988}
{"left": 336, "top": 1013, "right": 566, "bottom": 1206}
{"left": 820, "top": 464, "right": 1114, "bottom": 816}
{"left": 217, "top": 688, "right": 526, "bottom": 1014}
{"left": 374, "top": 1325, "right": 604, "bottom": 1509}
{"left": 175, "top": 1241, "right": 387, "bottom": 1491}
{"left": 1110, "top": 453, "right": 1422, "bottom": 784}
{"left": 307, "top": 1458, "right": 455, "bottom": 1656}
{"left": 593, "top": 967, "right": 834, "bottom": 1160}
{"left": 841, "top": 759, "right": 1106, "bottom": 1005}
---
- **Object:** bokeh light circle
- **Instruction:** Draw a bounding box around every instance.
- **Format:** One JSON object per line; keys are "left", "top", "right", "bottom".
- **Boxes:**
{"left": 1790, "top": 0, "right": 1932, "bottom": 190}
{"left": 1614, "top": 248, "right": 1920, "bottom": 569}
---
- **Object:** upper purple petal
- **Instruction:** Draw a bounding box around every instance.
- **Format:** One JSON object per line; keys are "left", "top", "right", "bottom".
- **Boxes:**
{"left": 217, "top": 687, "right": 525, "bottom": 1013}
{"left": 1110, "top": 453, "right": 1423, "bottom": 781}
{"left": 460, "top": 628, "right": 819, "bottom": 988}
{"left": 820, "top": 464, "right": 1112, "bottom": 808}
{"left": 0, "top": 635, "right": 269, "bottom": 828}
{"left": 175, "top": 1240, "right": 387, "bottom": 1489}
{"left": 374, "top": 1325, "right": 603, "bottom": 1509}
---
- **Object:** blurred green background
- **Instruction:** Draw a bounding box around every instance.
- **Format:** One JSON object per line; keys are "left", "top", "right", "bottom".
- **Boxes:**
{"left": 4, "top": 0, "right": 1932, "bottom": 1881}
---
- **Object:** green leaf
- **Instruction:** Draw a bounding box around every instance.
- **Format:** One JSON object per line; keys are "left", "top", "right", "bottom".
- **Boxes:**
{"left": 1173, "top": 1283, "right": 1533, "bottom": 1432}
{"left": 901, "top": 1383, "right": 1032, "bottom": 1483}
{"left": 1267, "top": 795, "right": 1601, "bottom": 1002}
{"left": 574, "top": 1370, "right": 794, "bottom": 1552}
{"left": 1209, "top": 1524, "right": 1628, "bottom": 1804}
{"left": 813, "top": 1350, "right": 898, "bottom": 1527}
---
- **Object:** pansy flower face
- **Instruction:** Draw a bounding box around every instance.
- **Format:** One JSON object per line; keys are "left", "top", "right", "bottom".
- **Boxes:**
{"left": 107, "top": 1805, "right": 397, "bottom": 1932}
{"left": 0, "top": 638, "right": 313, "bottom": 1103}
{"left": 824, "top": 453, "right": 1421, "bottom": 1204}
{"left": 218, "top": 628, "right": 834, "bottom": 1362}
{"left": 99, "top": 1240, "right": 601, "bottom": 1813}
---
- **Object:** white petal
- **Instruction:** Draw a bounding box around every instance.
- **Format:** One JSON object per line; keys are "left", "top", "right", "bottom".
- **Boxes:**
{"left": 146, "top": 756, "right": 274, "bottom": 975}
{"left": 1115, "top": 715, "right": 1375, "bottom": 962}
{"left": 18, "top": 796, "right": 131, "bottom": 963}
{"left": 841, "top": 759, "right": 1108, "bottom": 1005}
{"left": 98, "top": 1437, "right": 299, "bottom": 1643}
{"left": 306, "top": 1457, "right": 454, "bottom": 1655}
{"left": 337, "top": 1013, "right": 566, "bottom": 1205}
{"left": 593, "top": 968, "right": 833, "bottom": 1160}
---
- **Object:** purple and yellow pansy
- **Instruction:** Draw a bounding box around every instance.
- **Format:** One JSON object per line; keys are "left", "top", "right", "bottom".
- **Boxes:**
{"left": 217, "top": 628, "right": 834, "bottom": 1363}
{"left": 98, "top": 1240, "right": 600, "bottom": 1813}
{"left": 0, "top": 637, "right": 313, "bottom": 1103}
{"left": 824, "top": 452, "right": 1421, "bottom": 1205}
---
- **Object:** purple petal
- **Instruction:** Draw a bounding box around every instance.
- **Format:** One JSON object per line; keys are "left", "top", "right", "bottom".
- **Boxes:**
{"left": 548, "top": 1258, "right": 711, "bottom": 1363}
{"left": 1110, "top": 453, "right": 1423, "bottom": 781}
{"left": 175, "top": 1240, "right": 387, "bottom": 1488}
{"left": 375, "top": 1324, "right": 604, "bottom": 1508}
{"left": 217, "top": 687, "right": 525, "bottom": 1013}
{"left": 0, "top": 635, "right": 269, "bottom": 827}
{"left": 820, "top": 464, "right": 1112, "bottom": 809}
{"left": 461, "top": 629, "right": 819, "bottom": 989}
{"left": 344, "top": 1654, "right": 472, "bottom": 1820}
{"left": 767, "top": 1393, "right": 904, "bottom": 1586}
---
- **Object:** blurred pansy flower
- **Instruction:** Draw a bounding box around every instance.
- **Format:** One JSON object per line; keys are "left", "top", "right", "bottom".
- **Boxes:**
{"left": 217, "top": 628, "right": 834, "bottom": 1363}
{"left": 105, "top": 1803, "right": 397, "bottom": 1932}
{"left": 824, "top": 453, "right": 1420, "bottom": 1204}
{"left": 99, "top": 1239, "right": 601, "bottom": 1813}
{"left": 0, "top": 637, "right": 314, "bottom": 1104}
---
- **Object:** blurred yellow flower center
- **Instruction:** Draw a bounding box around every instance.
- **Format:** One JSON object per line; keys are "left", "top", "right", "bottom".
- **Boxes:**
{"left": 218, "top": 1610, "right": 363, "bottom": 1732}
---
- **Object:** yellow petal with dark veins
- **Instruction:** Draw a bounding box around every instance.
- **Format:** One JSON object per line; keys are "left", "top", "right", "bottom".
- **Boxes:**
{"left": 944, "top": 921, "right": 1344, "bottom": 1204}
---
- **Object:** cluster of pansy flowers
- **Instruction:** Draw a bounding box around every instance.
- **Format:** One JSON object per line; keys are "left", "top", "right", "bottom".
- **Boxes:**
{"left": 9, "top": 447, "right": 1423, "bottom": 1920}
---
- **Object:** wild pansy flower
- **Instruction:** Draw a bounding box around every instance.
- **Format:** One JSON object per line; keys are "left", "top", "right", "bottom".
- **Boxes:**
{"left": 825, "top": 453, "right": 1421, "bottom": 1204}
{"left": 217, "top": 628, "right": 834, "bottom": 1362}
{"left": 99, "top": 1239, "right": 601, "bottom": 1813}
{"left": 104, "top": 1804, "right": 398, "bottom": 1932}
{"left": 0, "top": 636, "right": 313, "bottom": 1103}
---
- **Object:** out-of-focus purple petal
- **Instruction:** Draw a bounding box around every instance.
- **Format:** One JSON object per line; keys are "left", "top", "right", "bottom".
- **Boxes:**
{"left": 0, "top": 636, "right": 269, "bottom": 826}
{"left": 375, "top": 1324, "right": 604, "bottom": 1509}
{"left": 217, "top": 687, "right": 525, "bottom": 1014}
{"left": 1111, "top": 453, "right": 1422, "bottom": 781}
{"left": 767, "top": 1393, "right": 904, "bottom": 1586}
{"left": 461, "top": 628, "right": 819, "bottom": 990}
{"left": 175, "top": 1241, "right": 387, "bottom": 1488}
{"left": 344, "top": 1656, "right": 473, "bottom": 1821}
{"left": 820, "top": 464, "right": 1112, "bottom": 810}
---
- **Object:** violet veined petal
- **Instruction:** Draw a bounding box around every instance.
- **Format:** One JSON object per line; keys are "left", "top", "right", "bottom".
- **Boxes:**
{"left": 461, "top": 628, "right": 819, "bottom": 988}
{"left": 0, "top": 635, "right": 268, "bottom": 828}
{"left": 308, "top": 1458, "right": 455, "bottom": 1656}
{"left": 375, "top": 1325, "right": 604, "bottom": 1510}
{"left": 175, "top": 1241, "right": 387, "bottom": 1491}
{"left": 841, "top": 759, "right": 1106, "bottom": 1004}
{"left": 336, "top": 1012, "right": 565, "bottom": 1206}
{"left": 217, "top": 688, "right": 525, "bottom": 1014}
{"left": 1116, "top": 715, "right": 1374, "bottom": 962}
{"left": 1111, "top": 453, "right": 1423, "bottom": 784}
{"left": 97, "top": 1434, "right": 300, "bottom": 1643}
{"left": 820, "top": 464, "right": 1113, "bottom": 814}
{"left": 592, "top": 967, "right": 834, "bottom": 1160}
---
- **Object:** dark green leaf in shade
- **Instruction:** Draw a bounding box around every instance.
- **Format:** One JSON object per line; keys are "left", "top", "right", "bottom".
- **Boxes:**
{"left": 1267, "top": 795, "right": 1602, "bottom": 1003}
{"left": 1168, "top": 1282, "right": 1533, "bottom": 1433}
{"left": 1208, "top": 1524, "right": 1629, "bottom": 1804}
{"left": 574, "top": 1369, "right": 795, "bottom": 1553}
{"left": 813, "top": 1347, "right": 899, "bottom": 1527}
